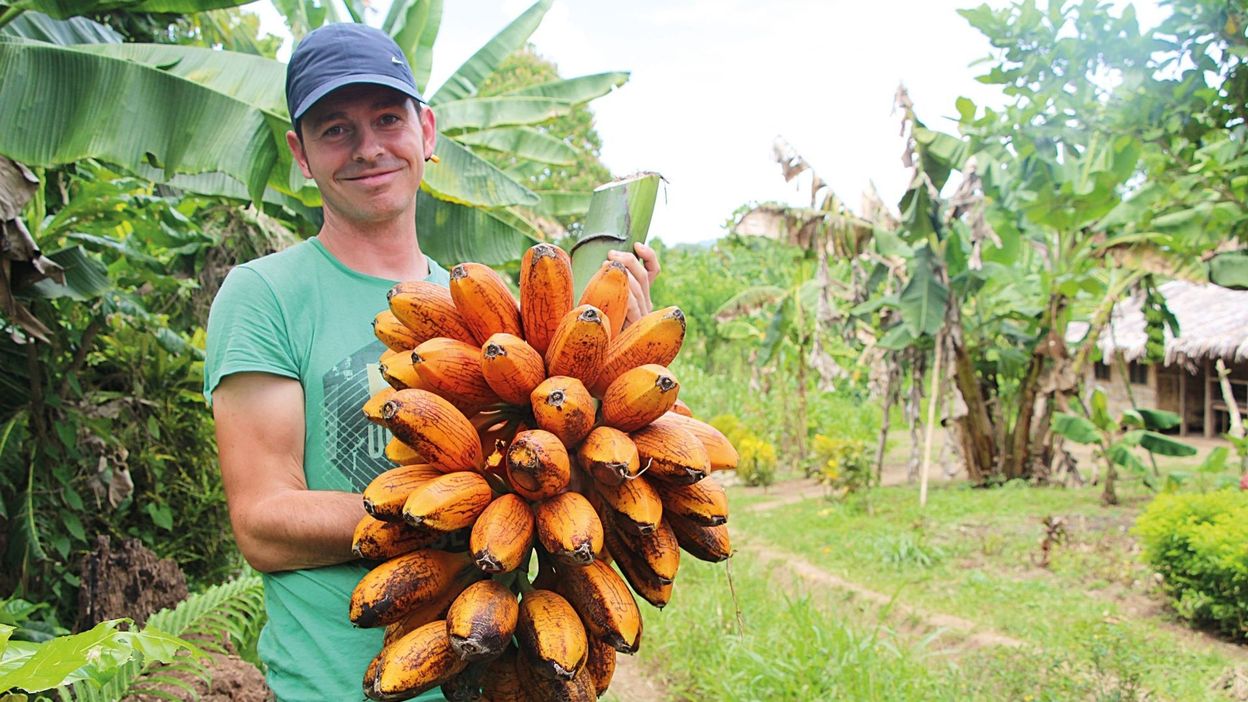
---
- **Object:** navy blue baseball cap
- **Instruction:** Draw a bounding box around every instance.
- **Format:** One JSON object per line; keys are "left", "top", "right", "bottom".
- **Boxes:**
{"left": 285, "top": 23, "right": 425, "bottom": 126}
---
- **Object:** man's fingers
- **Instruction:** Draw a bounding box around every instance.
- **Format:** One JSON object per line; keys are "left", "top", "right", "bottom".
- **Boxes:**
{"left": 633, "top": 242, "right": 660, "bottom": 283}
{"left": 608, "top": 248, "right": 649, "bottom": 286}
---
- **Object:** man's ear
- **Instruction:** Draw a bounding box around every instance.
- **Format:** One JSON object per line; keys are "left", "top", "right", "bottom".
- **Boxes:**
{"left": 286, "top": 130, "right": 314, "bottom": 179}
{"left": 419, "top": 106, "right": 437, "bottom": 160}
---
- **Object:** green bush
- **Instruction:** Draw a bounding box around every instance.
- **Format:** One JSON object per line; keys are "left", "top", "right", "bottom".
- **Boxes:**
{"left": 1133, "top": 490, "right": 1248, "bottom": 639}
{"left": 811, "top": 435, "right": 873, "bottom": 492}
{"left": 709, "top": 413, "right": 776, "bottom": 487}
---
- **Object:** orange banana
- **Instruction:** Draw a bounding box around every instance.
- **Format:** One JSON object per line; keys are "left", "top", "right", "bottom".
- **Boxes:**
{"left": 412, "top": 337, "right": 500, "bottom": 413}
{"left": 352, "top": 513, "right": 440, "bottom": 561}
{"left": 349, "top": 549, "right": 480, "bottom": 628}
{"left": 544, "top": 304, "right": 610, "bottom": 389}
{"left": 382, "top": 575, "right": 470, "bottom": 647}
{"left": 363, "top": 464, "right": 443, "bottom": 521}
{"left": 515, "top": 653, "right": 596, "bottom": 702}
{"left": 379, "top": 350, "right": 424, "bottom": 391}
{"left": 603, "top": 516, "right": 675, "bottom": 609}
{"left": 656, "top": 412, "right": 739, "bottom": 470}
{"left": 595, "top": 475, "right": 663, "bottom": 536}
{"left": 480, "top": 333, "right": 546, "bottom": 406}
{"left": 534, "top": 491, "right": 604, "bottom": 566}
{"left": 590, "top": 306, "right": 686, "bottom": 395}
{"left": 481, "top": 647, "right": 527, "bottom": 702}
{"left": 385, "top": 436, "right": 423, "bottom": 466}
{"left": 531, "top": 376, "right": 596, "bottom": 447}
{"left": 577, "top": 426, "right": 641, "bottom": 486}
{"left": 388, "top": 280, "right": 475, "bottom": 345}
{"left": 656, "top": 475, "right": 728, "bottom": 527}
{"left": 578, "top": 260, "right": 630, "bottom": 340}
{"left": 554, "top": 559, "right": 642, "bottom": 653}
{"left": 599, "top": 364, "right": 679, "bottom": 432}
{"left": 363, "top": 386, "right": 397, "bottom": 425}
{"left": 519, "top": 243, "right": 574, "bottom": 355}
{"left": 505, "top": 429, "right": 571, "bottom": 501}
{"left": 372, "top": 619, "right": 468, "bottom": 700}
{"left": 450, "top": 262, "right": 523, "bottom": 345}
{"left": 671, "top": 398, "right": 694, "bottom": 417}
{"left": 667, "top": 513, "right": 732, "bottom": 562}
{"left": 515, "top": 589, "right": 588, "bottom": 680}
{"left": 630, "top": 420, "right": 710, "bottom": 486}
{"left": 383, "top": 389, "right": 484, "bottom": 472}
{"left": 402, "top": 470, "right": 494, "bottom": 533}
{"left": 446, "top": 579, "right": 520, "bottom": 662}
{"left": 584, "top": 638, "right": 616, "bottom": 698}
{"left": 469, "top": 493, "right": 535, "bottom": 574}
{"left": 374, "top": 310, "right": 421, "bottom": 352}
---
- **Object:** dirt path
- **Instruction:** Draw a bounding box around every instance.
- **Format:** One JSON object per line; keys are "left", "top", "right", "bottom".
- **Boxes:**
{"left": 604, "top": 651, "right": 674, "bottom": 702}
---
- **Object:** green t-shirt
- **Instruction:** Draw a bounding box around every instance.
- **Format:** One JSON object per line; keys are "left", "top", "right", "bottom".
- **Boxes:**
{"left": 204, "top": 237, "right": 450, "bottom": 702}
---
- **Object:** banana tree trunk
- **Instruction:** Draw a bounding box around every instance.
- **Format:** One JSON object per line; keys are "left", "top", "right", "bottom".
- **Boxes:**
{"left": 949, "top": 329, "right": 996, "bottom": 484}
{"left": 1006, "top": 352, "right": 1046, "bottom": 480}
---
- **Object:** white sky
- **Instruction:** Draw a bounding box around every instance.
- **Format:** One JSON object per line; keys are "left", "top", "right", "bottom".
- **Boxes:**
{"left": 249, "top": 0, "right": 1164, "bottom": 245}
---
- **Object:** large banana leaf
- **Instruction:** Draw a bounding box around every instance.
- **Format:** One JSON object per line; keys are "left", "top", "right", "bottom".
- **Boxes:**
{"left": 0, "top": 38, "right": 276, "bottom": 201}
{"left": 10, "top": 0, "right": 252, "bottom": 19}
{"left": 77, "top": 42, "right": 288, "bottom": 115}
{"left": 416, "top": 191, "right": 538, "bottom": 266}
{"left": 501, "top": 72, "right": 629, "bottom": 104}
{"left": 424, "top": 137, "right": 537, "bottom": 208}
{"left": 0, "top": 11, "right": 121, "bottom": 44}
{"left": 430, "top": 0, "right": 551, "bottom": 105}
{"left": 387, "top": 0, "right": 441, "bottom": 94}
{"left": 536, "top": 191, "right": 592, "bottom": 216}
{"left": 436, "top": 96, "right": 572, "bottom": 133}
{"left": 453, "top": 128, "right": 576, "bottom": 165}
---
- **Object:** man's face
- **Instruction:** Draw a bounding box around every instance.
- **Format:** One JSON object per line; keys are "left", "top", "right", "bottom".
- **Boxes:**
{"left": 286, "top": 84, "right": 436, "bottom": 227}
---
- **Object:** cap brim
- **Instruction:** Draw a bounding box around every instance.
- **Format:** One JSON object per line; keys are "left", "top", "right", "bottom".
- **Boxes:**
{"left": 293, "top": 73, "right": 425, "bottom": 121}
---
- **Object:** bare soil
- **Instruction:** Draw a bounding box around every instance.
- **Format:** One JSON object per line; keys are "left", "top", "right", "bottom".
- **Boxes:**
{"left": 77, "top": 536, "right": 188, "bottom": 630}
{"left": 126, "top": 641, "right": 270, "bottom": 702}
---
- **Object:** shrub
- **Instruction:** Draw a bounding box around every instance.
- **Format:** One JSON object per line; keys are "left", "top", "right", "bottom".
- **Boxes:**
{"left": 1133, "top": 490, "right": 1248, "bottom": 639}
{"left": 709, "top": 414, "right": 777, "bottom": 487}
{"left": 811, "top": 435, "right": 873, "bottom": 493}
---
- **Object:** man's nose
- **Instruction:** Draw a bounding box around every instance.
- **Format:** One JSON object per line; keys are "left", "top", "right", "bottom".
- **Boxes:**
{"left": 353, "top": 126, "right": 385, "bottom": 162}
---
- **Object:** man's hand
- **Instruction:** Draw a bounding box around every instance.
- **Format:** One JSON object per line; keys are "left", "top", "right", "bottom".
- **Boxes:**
{"left": 608, "top": 242, "right": 661, "bottom": 328}
{"left": 213, "top": 372, "right": 364, "bottom": 573}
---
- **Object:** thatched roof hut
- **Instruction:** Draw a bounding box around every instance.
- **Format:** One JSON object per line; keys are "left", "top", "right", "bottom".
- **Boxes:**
{"left": 1068, "top": 280, "right": 1248, "bottom": 437}
{"left": 1086, "top": 280, "right": 1248, "bottom": 367}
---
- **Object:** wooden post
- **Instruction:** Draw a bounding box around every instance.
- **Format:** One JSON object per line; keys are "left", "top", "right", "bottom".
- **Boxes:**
{"left": 1179, "top": 368, "right": 1187, "bottom": 437}
{"left": 1204, "top": 358, "right": 1215, "bottom": 438}
{"left": 920, "top": 337, "right": 944, "bottom": 508}
{"left": 1215, "top": 358, "right": 1244, "bottom": 440}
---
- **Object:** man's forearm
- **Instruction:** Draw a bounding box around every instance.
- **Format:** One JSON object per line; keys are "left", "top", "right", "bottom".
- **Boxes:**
{"left": 234, "top": 488, "right": 364, "bottom": 573}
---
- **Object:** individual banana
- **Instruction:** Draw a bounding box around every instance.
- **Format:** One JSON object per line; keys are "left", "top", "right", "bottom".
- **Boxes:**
{"left": 371, "top": 619, "right": 468, "bottom": 701}
{"left": 505, "top": 429, "right": 571, "bottom": 501}
{"left": 544, "top": 304, "right": 609, "bottom": 389}
{"left": 440, "top": 662, "right": 487, "bottom": 702}
{"left": 446, "top": 579, "right": 520, "bottom": 662}
{"left": 450, "top": 262, "right": 523, "bottom": 345}
{"left": 364, "top": 386, "right": 398, "bottom": 424}
{"left": 379, "top": 350, "right": 424, "bottom": 390}
{"left": 469, "top": 493, "right": 535, "bottom": 574}
{"left": 667, "top": 512, "right": 732, "bottom": 562}
{"left": 402, "top": 471, "right": 494, "bottom": 533}
{"left": 374, "top": 310, "right": 422, "bottom": 352}
{"left": 515, "top": 589, "right": 588, "bottom": 680}
{"left": 590, "top": 306, "right": 686, "bottom": 395}
{"left": 577, "top": 426, "right": 641, "bottom": 486}
{"left": 607, "top": 509, "right": 680, "bottom": 585}
{"left": 363, "top": 464, "right": 442, "bottom": 521}
{"left": 554, "top": 559, "right": 642, "bottom": 654}
{"left": 363, "top": 652, "right": 383, "bottom": 698}
{"left": 388, "top": 280, "right": 475, "bottom": 345}
{"left": 519, "top": 243, "right": 574, "bottom": 355}
{"left": 349, "top": 549, "right": 480, "bottom": 628}
{"left": 595, "top": 475, "right": 663, "bottom": 535}
{"left": 383, "top": 389, "right": 484, "bottom": 472}
{"left": 603, "top": 516, "right": 676, "bottom": 609}
{"left": 629, "top": 420, "right": 710, "bottom": 486}
{"left": 534, "top": 491, "right": 604, "bottom": 566}
{"left": 578, "top": 260, "right": 630, "bottom": 340}
{"left": 655, "top": 412, "right": 739, "bottom": 471}
{"left": 656, "top": 475, "right": 728, "bottom": 526}
{"left": 480, "top": 333, "right": 547, "bottom": 405}
{"left": 411, "top": 337, "right": 501, "bottom": 413}
{"left": 382, "top": 576, "right": 469, "bottom": 647}
{"left": 531, "top": 376, "right": 596, "bottom": 447}
{"left": 385, "top": 437, "right": 423, "bottom": 465}
{"left": 584, "top": 638, "right": 617, "bottom": 698}
{"left": 352, "top": 513, "right": 440, "bottom": 561}
{"left": 599, "top": 364, "right": 679, "bottom": 432}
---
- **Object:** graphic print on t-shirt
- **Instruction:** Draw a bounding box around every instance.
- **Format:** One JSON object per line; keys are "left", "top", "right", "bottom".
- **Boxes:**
{"left": 322, "top": 341, "right": 393, "bottom": 490}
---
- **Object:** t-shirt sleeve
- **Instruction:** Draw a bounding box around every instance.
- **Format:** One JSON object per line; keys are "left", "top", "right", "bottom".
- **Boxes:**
{"left": 203, "top": 266, "right": 300, "bottom": 405}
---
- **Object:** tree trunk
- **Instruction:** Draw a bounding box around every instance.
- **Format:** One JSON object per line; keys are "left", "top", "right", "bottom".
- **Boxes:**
{"left": 1006, "top": 352, "right": 1046, "bottom": 480}
{"left": 874, "top": 361, "right": 898, "bottom": 484}
{"left": 949, "top": 334, "right": 996, "bottom": 483}
{"left": 796, "top": 342, "right": 810, "bottom": 474}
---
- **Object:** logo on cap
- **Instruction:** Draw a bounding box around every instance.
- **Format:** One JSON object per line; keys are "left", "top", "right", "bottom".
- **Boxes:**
{"left": 392, "top": 56, "right": 404, "bottom": 65}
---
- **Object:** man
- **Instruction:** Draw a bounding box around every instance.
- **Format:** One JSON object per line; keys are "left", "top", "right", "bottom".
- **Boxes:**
{"left": 203, "top": 23, "right": 660, "bottom": 702}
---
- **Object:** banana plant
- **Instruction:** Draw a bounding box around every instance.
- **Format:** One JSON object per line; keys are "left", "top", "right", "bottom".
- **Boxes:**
{"left": 1052, "top": 388, "right": 1196, "bottom": 504}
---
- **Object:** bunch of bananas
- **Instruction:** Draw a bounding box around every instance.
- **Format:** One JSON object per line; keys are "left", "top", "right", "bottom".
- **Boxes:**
{"left": 355, "top": 243, "right": 738, "bottom": 701}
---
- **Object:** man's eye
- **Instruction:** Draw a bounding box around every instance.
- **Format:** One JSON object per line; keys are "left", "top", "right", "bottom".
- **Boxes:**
{"left": 323, "top": 125, "right": 346, "bottom": 137}
{"left": 379, "top": 114, "right": 401, "bottom": 126}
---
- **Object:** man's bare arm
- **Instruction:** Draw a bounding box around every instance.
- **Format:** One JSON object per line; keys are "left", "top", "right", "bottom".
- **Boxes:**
{"left": 212, "top": 372, "right": 364, "bottom": 573}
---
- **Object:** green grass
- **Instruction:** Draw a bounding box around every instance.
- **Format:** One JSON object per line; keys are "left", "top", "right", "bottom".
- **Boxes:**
{"left": 712, "top": 479, "right": 1247, "bottom": 701}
